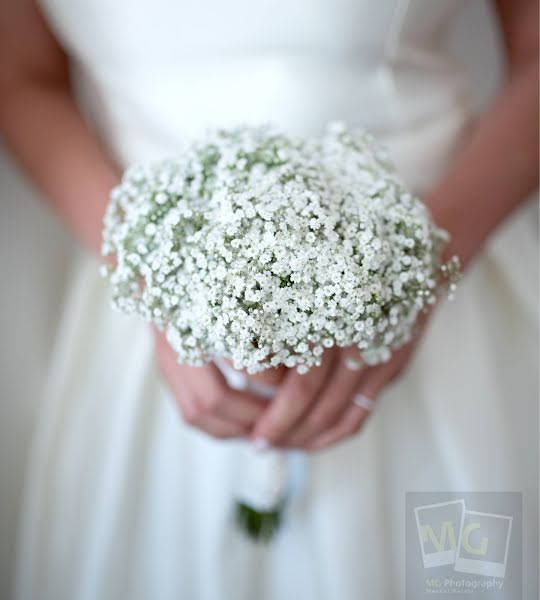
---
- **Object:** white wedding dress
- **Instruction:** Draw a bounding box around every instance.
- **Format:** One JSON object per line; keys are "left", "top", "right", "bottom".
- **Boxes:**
{"left": 13, "top": 1, "right": 538, "bottom": 599}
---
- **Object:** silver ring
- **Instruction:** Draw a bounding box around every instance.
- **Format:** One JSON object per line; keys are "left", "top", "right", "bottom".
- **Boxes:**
{"left": 352, "top": 393, "right": 375, "bottom": 412}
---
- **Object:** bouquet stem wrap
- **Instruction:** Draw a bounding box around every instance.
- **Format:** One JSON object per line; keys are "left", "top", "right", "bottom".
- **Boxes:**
{"left": 214, "top": 358, "right": 289, "bottom": 541}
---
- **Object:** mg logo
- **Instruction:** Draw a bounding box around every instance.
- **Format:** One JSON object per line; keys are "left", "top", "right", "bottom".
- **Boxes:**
{"left": 406, "top": 493, "right": 522, "bottom": 599}
{"left": 414, "top": 499, "right": 513, "bottom": 578}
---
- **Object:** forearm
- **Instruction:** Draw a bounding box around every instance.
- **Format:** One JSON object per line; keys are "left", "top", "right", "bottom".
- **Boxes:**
{"left": 0, "top": 78, "right": 119, "bottom": 254}
{"left": 426, "top": 59, "right": 539, "bottom": 269}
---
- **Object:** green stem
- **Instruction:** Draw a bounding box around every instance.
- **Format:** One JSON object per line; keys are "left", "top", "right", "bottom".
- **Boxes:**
{"left": 235, "top": 501, "right": 283, "bottom": 542}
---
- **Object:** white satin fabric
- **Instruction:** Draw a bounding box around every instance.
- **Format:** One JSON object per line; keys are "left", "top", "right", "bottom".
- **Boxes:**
{"left": 14, "top": 1, "right": 538, "bottom": 598}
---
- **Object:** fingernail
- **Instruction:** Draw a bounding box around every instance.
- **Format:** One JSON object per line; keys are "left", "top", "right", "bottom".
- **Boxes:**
{"left": 252, "top": 437, "right": 271, "bottom": 452}
{"left": 352, "top": 393, "right": 375, "bottom": 412}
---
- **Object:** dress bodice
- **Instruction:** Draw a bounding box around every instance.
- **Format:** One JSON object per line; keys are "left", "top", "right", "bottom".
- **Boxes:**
{"left": 39, "top": 0, "right": 468, "bottom": 181}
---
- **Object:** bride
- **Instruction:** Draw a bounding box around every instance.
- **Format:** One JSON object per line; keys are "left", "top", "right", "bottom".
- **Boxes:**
{"left": 0, "top": 0, "right": 538, "bottom": 598}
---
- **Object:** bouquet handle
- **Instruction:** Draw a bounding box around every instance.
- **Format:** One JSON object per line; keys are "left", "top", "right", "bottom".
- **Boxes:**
{"left": 214, "top": 358, "right": 293, "bottom": 541}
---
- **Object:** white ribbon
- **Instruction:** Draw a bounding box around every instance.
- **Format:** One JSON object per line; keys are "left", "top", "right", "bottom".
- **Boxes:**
{"left": 214, "top": 358, "right": 291, "bottom": 512}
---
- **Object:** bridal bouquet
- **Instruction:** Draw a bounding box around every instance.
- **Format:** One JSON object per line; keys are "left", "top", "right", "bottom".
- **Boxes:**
{"left": 101, "top": 123, "right": 459, "bottom": 539}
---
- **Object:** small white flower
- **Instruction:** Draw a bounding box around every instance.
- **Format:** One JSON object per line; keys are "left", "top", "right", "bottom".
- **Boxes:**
{"left": 102, "top": 123, "right": 457, "bottom": 374}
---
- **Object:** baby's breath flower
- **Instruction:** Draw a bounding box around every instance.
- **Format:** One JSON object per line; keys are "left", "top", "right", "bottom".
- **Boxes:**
{"left": 102, "top": 123, "right": 458, "bottom": 373}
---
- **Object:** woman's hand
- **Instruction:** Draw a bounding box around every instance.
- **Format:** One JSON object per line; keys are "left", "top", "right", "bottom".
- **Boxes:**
{"left": 154, "top": 329, "right": 270, "bottom": 439}
{"left": 250, "top": 0, "right": 539, "bottom": 453}
{"left": 251, "top": 315, "right": 428, "bottom": 451}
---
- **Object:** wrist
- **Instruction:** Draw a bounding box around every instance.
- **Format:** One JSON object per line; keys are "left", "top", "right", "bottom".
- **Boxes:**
{"left": 424, "top": 193, "right": 480, "bottom": 271}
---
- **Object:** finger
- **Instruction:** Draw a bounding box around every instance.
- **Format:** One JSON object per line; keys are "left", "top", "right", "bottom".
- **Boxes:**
{"left": 341, "top": 346, "right": 366, "bottom": 373}
{"left": 250, "top": 349, "right": 337, "bottom": 447}
{"left": 155, "top": 332, "right": 267, "bottom": 427}
{"left": 170, "top": 362, "right": 269, "bottom": 426}
{"left": 304, "top": 402, "right": 370, "bottom": 451}
{"left": 177, "top": 392, "right": 250, "bottom": 439}
{"left": 285, "top": 353, "right": 367, "bottom": 447}
{"left": 200, "top": 385, "right": 268, "bottom": 426}
{"left": 303, "top": 332, "right": 421, "bottom": 450}
{"left": 304, "top": 359, "right": 395, "bottom": 450}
